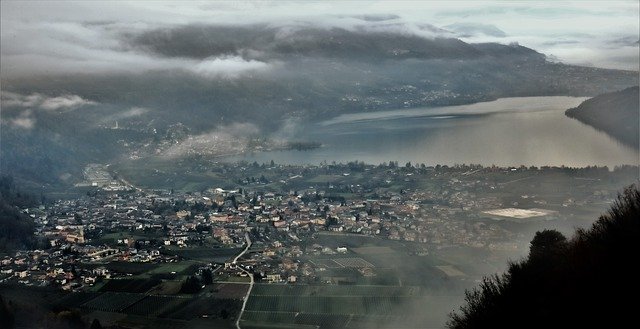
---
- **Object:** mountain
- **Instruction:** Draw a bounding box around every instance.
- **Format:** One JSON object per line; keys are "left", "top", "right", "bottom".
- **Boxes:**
{"left": 566, "top": 86, "right": 639, "bottom": 148}
{"left": 2, "top": 26, "right": 639, "bottom": 190}
{"left": 444, "top": 23, "right": 507, "bottom": 38}
{"left": 448, "top": 185, "right": 640, "bottom": 329}
{"left": 0, "top": 176, "right": 38, "bottom": 251}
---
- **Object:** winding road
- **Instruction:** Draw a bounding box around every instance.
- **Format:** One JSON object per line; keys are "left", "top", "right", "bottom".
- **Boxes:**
{"left": 234, "top": 233, "right": 253, "bottom": 329}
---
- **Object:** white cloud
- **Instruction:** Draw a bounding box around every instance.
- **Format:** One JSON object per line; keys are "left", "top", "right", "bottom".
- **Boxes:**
{"left": 0, "top": 20, "right": 273, "bottom": 78}
{"left": 40, "top": 94, "right": 97, "bottom": 110}
{"left": 4, "top": 109, "right": 35, "bottom": 129}
{"left": 189, "top": 56, "right": 272, "bottom": 78}
{"left": 0, "top": 91, "right": 43, "bottom": 108}
{"left": 1, "top": 91, "right": 97, "bottom": 111}
{"left": 99, "top": 106, "right": 150, "bottom": 124}
{"left": 119, "top": 107, "right": 149, "bottom": 118}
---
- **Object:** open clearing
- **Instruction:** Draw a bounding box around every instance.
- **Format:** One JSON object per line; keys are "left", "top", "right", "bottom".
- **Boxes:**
{"left": 483, "top": 208, "right": 555, "bottom": 219}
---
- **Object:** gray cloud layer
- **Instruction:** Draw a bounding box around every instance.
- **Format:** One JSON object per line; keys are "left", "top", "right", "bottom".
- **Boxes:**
{"left": 1, "top": 0, "right": 638, "bottom": 80}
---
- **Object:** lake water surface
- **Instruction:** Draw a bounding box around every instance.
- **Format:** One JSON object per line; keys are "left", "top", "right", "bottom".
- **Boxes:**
{"left": 229, "top": 96, "right": 639, "bottom": 167}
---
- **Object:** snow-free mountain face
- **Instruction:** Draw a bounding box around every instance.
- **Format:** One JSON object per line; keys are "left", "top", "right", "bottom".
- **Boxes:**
{"left": 1, "top": 2, "right": 638, "bottom": 190}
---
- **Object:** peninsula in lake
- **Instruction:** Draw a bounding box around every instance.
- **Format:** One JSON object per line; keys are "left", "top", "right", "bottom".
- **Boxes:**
{"left": 566, "top": 86, "right": 639, "bottom": 149}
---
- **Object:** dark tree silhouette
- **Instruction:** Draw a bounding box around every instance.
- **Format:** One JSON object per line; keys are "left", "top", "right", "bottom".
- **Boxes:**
{"left": 201, "top": 268, "right": 213, "bottom": 285}
{"left": 180, "top": 276, "right": 202, "bottom": 294}
{"left": 529, "top": 229, "right": 567, "bottom": 259}
{"left": 0, "top": 295, "right": 15, "bottom": 329}
{"left": 90, "top": 319, "right": 103, "bottom": 329}
{"left": 0, "top": 175, "right": 38, "bottom": 251}
{"left": 449, "top": 185, "right": 640, "bottom": 329}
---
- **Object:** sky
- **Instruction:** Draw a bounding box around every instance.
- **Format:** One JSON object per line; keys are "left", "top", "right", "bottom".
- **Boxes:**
{"left": 1, "top": 0, "right": 638, "bottom": 80}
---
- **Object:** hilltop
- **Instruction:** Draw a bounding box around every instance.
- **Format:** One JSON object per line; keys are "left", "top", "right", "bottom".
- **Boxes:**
{"left": 566, "top": 86, "right": 639, "bottom": 149}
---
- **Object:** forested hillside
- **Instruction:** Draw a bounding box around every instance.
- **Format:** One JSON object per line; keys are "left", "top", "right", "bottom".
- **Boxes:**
{"left": 449, "top": 185, "right": 640, "bottom": 329}
{"left": 566, "top": 86, "right": 639, "bottom": 148}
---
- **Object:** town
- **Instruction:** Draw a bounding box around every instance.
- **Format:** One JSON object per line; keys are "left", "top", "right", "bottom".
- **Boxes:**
{"left": 1, "top": 162, "right": 637, "bottom": 328}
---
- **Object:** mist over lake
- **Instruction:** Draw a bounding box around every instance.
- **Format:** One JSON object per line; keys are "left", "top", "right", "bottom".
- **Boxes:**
{"left": 229, "top": 96, "right": 639, "bottom": 167}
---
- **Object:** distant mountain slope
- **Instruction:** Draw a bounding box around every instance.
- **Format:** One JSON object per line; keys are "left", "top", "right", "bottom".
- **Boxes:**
{"left": 0, "top": 176, "right": 38, "bottom": 251}
{"left": 2, "top": 25, "right": 639, "bottom": 190}
{"left": 566, "top": 86, "right": 639, "bottom": 148}
{"left": 448, "top": 185, "right": 640, "bottom": 329}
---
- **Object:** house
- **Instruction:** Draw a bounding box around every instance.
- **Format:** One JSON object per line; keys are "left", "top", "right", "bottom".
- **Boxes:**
{"left": 93, "top": 267, "right": 109, "bottom": 277}
{"left": 273, "top": 221, "right": 288, "bottom": 229}
{"left": 265, "top": 274, "right": 281, "bottom": 283}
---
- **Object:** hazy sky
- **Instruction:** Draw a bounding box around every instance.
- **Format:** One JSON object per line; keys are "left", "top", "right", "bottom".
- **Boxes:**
{"left": 1, "top": 0, "right": 638, "bottom": 80}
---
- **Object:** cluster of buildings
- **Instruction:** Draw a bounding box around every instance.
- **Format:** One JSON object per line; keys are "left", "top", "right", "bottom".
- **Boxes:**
{"left": 2, "top": 163, "right": 622, "bottom": 289}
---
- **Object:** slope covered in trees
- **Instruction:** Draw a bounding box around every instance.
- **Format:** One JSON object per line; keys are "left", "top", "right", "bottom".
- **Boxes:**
{"left": 0, "top": 176, "right": 38, "bottom": 251}
{"left": 566, "top": 86, "right": 639, "bottom": 149}
{"left": 449, "top": 185, "right": 640, "bottom": 329}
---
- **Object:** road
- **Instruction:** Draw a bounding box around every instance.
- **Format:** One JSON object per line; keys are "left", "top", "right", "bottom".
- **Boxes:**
{"left": 235, "top": 233, "right": 253, "bottom": 329}
{"left": 232, "top": 233, "right": 252, "bottom": 264}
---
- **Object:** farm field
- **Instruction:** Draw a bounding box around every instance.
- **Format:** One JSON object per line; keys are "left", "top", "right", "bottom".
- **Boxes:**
{"left": 89, "top": 312, "right": 237, "bottom": 329}
{"left": 164, "top": 247, "right": 242, "bottom": 262}
{"left": 81, "top": 292, "right": 146, "bottom": 312}
{"left": 303, "top": 234, "right": 474, "bottom": 289}
{"left": 251, "top": 284, "right": 421, "bottom": 297}
{"left": 204, "top": 282, "right": 249, "bottom": 299}
{"left": 122, "top": 295, "right": 190, "bottom": 317}
{"left": 53, "top": 291, "right": 101, "bottom": 309}
{"left": 146, "top": 280, "right": 183, "bottom": 295}
{"left": 103, "top": 261, "right": 159, "bottom": 275}
{"left": 99, "top": 278, "right": 162, "bottom": 293}
{"left": 0, "top": 284, "right": 243, "bottom": 329}
{"left": 241, "top": 284, "right": 461, "bottom": 328}
{"left": 163, "top": 297, "right": 241, "bottom": 320}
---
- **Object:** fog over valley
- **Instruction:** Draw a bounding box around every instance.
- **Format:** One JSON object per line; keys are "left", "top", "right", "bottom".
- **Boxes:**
{"left": 0, "top": 2, "right": 638, "bottom": 329}
{"left": 2, "top": 2, "right": 638, "bottom": 189}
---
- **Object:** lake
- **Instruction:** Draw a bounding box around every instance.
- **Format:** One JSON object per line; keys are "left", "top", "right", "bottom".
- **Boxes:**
{"left": 228, "top": 96, "right": 639, "bottom": 167}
